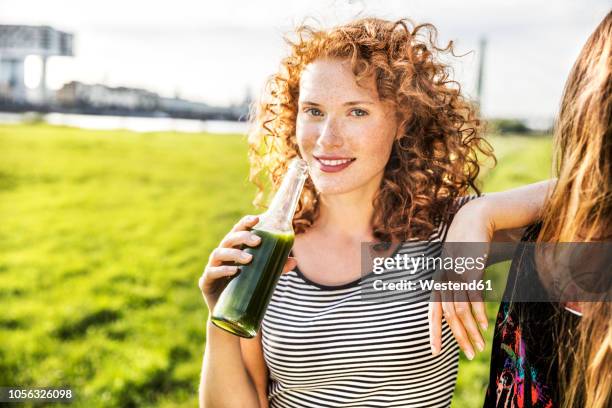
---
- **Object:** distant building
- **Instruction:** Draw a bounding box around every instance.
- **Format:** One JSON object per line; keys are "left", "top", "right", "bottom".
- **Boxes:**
{"left": 56, "top": 81, "right": 241, "bottom": 119}
{"left": 158, "top": 96, "right": 210, "bottom": 115}
{"left": 0, "top": 25, "right": 74, "bottom": 104}
{"left": 57, "top": 81, "right": 158, "bottom": 112}
{"left": 0, "top": 24, "right": 247, "bottom": 121}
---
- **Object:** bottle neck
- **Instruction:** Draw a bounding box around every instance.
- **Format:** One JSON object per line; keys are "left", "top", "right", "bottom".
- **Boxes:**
{"left": 258, "top": 160, "right": 308, "bottom": 233}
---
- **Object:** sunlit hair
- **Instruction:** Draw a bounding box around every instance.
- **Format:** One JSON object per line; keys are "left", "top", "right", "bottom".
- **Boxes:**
{"left": 538, "top": 11, "right": 611, "bottom": 408}
{"left": 247, "top": 17, "right": 494, "bottom": 241}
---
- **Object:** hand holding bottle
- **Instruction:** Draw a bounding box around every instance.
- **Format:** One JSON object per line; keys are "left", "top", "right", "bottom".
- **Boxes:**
{"left": 199, "top": 214, "right": 298, "bottom": 312}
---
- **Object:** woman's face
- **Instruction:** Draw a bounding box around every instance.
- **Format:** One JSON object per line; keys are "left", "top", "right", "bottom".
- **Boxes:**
{"left": 296, "top": 58, "right": 400, "bottom": 196}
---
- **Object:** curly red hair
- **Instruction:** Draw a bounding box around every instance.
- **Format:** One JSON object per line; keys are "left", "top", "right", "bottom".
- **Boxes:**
{"left": 247, "top": 17, "right": 494, "bottom": 241}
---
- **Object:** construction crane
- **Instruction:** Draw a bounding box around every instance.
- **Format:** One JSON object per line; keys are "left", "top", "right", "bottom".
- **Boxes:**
{"left": 0, "top": 25, "right": 74, "bottom": 105}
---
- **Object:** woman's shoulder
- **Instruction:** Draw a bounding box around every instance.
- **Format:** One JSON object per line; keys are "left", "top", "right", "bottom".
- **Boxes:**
{"left": 442, "top": 193, "right": 482, "bottom": 222}
{"left": 434, "top": 194, "right": 481, "bottom": 241}
{"left": 453, "top": 193, "right": 481, "bottom": 212}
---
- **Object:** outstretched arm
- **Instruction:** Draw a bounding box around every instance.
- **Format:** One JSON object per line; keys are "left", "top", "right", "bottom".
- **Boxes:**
{"left": 428, "top": 179, "right": 556, "bottom": 359}
{"left": 452, "top": 179, "right": 555, "bottom": 244}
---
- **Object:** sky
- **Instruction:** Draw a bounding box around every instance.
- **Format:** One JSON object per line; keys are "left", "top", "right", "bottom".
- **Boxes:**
{"left": 0, "top": 0, "right": 609, "bottom": 121}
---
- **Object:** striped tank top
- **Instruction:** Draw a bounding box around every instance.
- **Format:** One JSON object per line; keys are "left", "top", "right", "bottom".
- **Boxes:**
{"left": 261, "top": 196, "right": 476, "bottom": 408}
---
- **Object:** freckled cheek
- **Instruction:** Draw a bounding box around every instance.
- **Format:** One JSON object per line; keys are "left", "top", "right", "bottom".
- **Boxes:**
{"left": 344, "top": 121, "right": 393, "bottom": 159}
{"left": 295, "top": 123, "right": 317, "bottom": 156}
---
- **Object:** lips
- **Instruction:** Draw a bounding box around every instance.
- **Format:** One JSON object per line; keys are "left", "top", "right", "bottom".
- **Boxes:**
{"left": 314, "top": 155, "right": 356, "bottom": 173}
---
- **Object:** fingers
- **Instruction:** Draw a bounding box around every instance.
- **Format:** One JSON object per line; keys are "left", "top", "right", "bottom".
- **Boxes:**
{"left": 220, "top": 230, "right": 262, "bottom": 249}
{"left": 428, "top": 291, "right": 443, "bottom": 356}
{"left": 441, "top": 299, "right": 476, "bottom": 360}
{"left": 208, "top": 247, "right": 253, "bottom": 267}
{"left": 469, "top": 294, "right": 488, "bottom": 331}
{"left": 199, "top": 265, "right": 240, "bottom": 290}
{"left": 454, "top": 300, "right": 485, "bottom": 354}
{"left": 230, "top": 214, "right": 260, "bottom": 233}
{"left": 282, "top": 257, "right": 298, "bottom": 274}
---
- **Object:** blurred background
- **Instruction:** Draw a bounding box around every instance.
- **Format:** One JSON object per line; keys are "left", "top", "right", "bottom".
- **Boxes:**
{"left": 0, "top": 1, "right": 609, "bottom": 406}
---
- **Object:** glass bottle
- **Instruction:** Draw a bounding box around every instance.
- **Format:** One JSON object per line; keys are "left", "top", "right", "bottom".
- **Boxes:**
{"left": 211, "top": 158, "right": 308, "bottom": 337}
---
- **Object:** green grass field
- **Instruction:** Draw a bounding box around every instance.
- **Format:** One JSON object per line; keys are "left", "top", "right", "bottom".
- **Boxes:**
{"left": 0, "top": 124, "right": 552, "bottom": 407}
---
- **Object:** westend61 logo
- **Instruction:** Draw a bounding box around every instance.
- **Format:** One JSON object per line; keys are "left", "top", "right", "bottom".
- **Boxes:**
{"left": 370, "top": 278, "right": 493, "bottom": 292}
{"left": 370, "top": 252, "right": 492, "bottom": 293}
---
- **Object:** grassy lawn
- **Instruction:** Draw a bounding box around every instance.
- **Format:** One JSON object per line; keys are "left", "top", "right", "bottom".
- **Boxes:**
{"left": 0, "top": 124, "right": 552, "bottom": 407}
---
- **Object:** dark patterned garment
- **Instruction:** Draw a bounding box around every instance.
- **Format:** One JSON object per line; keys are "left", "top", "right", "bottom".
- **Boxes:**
{"left": 483, "top": 223, "right": 580, "bottom": 408}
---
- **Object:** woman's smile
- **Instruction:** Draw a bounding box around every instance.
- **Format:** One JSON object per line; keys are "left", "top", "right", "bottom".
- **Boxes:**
{"left": 314, "top": 155, "right": 356, "bottom": 173}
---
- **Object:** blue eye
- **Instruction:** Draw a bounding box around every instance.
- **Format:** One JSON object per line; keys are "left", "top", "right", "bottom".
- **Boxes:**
{"left": 304, "top": 108, "right": 323, "bottom": 117}
{"left": 351, "top": 109, "right": 368, "bottom": 117}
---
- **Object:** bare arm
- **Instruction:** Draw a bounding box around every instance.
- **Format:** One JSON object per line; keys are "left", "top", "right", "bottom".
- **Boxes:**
{"left": 429, "top": 179, "right": 556, "bottom": 358}
{"left": 486, "top": 179, "right": 556, "bottom": 242}
{"left": 198, "top": 215, "right": 263, "bottom": 407}
{"left": 198, "top": 214, "right": 296, "bottom": 408}
{"left": 450, "top": 179, "right": 556, "bottom": 244}
{"left": 473, "top": 179, "right": 556, "bottom": 263}
{"left": 199, "top": 320, "right": 261, "bottom": 408}
{"left": 241, "top": 331, "right": 270, "bottom": 408}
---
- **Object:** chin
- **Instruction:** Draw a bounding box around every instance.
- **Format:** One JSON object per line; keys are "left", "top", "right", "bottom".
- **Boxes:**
{"left": 309, "top": 162, "right": 384, "bottom": 196}
{"left": 311, "top": 175, "right": 364, "bottom": 196}
{"left": 315, "top": 185, "right": 356, "bottom": 195}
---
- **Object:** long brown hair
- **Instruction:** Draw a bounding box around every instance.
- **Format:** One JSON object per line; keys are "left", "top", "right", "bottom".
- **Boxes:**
{"left": 247, "top": 18, "right": 494, "bottom": 241}
{"left": 538, "top": 11, "right": 612, "bottom": 408}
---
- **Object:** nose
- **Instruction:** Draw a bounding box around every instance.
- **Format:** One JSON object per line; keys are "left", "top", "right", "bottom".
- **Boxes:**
{"left": 317, "top": 117, "right": 343, "bottom": 149}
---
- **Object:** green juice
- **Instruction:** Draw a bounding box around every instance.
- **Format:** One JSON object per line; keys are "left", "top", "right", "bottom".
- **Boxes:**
{"left": 211, "top": 228, "right": 295, "bottom": 337}
{"left": 210, "top": 158, "right": 308, "bottom": 337}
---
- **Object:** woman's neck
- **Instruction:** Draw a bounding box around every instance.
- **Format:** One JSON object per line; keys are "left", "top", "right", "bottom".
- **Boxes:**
{"left": 315, "top": 179, "right": 380, "bottom": 241}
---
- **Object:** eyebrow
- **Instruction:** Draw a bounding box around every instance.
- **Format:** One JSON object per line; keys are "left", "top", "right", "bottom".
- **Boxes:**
{"left": 299, "top": 100, "right": 374, "bottom": 106}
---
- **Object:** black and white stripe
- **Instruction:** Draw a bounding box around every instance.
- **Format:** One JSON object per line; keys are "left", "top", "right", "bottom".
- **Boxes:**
{"left": 261, "top": 195, "right": 477, "bottom": 408}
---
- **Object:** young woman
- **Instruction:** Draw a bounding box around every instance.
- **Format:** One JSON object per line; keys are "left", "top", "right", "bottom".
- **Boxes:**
{"left": 199, "top": 18, "right": 553, "bottom": 408}
{"left": 488, "top": 12, "right": 611, "bottom": 408}
{"left": 442, "top": 11, "right": 611, "bottom": 408}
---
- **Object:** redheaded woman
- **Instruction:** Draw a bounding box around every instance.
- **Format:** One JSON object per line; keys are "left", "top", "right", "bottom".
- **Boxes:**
{"left": 199, "top": 18, "right": 553, "bottom": 408}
